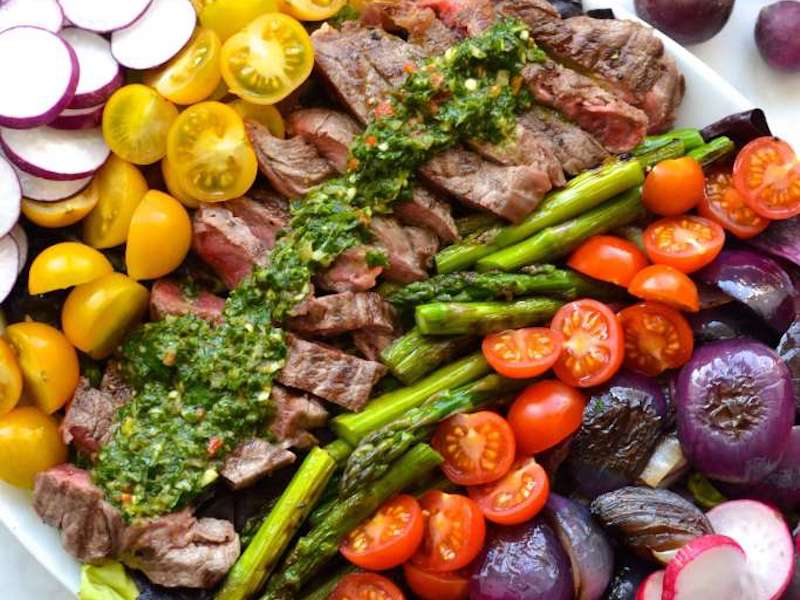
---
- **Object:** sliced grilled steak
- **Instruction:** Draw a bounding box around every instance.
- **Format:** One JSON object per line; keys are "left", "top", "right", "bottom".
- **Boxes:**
{"left": 121, "top": 510, "right": 240, "bottom": 589}
{"left": 317, "top": 245, "right": 384, "bottom": 293}
{"left": 150, "top": 279, "right": 225, "bottom": 324}
{"left": 353, "top": 328, "right": 399, "bottom": 361}
{"left": 277, "top": 333, "right": 388, "bottom": 411}
{"left": 269, "top": 384, "right": 329, "bottom": 448}
{"left": 395, "top": 187, "right": 459, "bottom": 242}
{"left": 371, "top": 216, "right": 437, "bottom": 282}
{"left": 33, "top": 464, "right": 125, "bottom": 563}
{"left": 287, "top": 291, "right": 396, "bottom": 336}
{"left": 219, "top": 439, "right": 296, "bottom": 490}
{"left": 363, "top": 1, "right": 461, "bottom": 53}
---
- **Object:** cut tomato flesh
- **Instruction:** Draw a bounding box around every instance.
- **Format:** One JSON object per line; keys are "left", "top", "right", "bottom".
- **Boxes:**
{"left": 618, "top": 302, "right": 694, "bottom": 376}
{"left": 644, "top": 216, "right": 725, "bottom": 274}
{"left": 733, "top": 137, "right": 800, "bottom": 219}
{"left": 699, "top": 168, "right": 769, "bottom": 239}
{"left": 481, "top": 327, "right": 562, "bottom": 379}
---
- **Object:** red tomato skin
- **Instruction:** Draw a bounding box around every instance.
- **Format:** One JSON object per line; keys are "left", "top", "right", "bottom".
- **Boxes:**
{"left": 481, "top": 327, "right": 563, "bottom": 379}
{"left": 643, "top": 215, "right": 725, "bottom": 274}
{"left": 628, "top": 265, "right": 700, "bottom": 312}
{"left": 330, "top": 573, "right": 406, "bottom": 600}
{"left": 733, "top": 137, "right": 800, "bottom": 220}
{"left": 403, "top": 563, "right": 469, "bottom": 600}
{"left": 507, "top": 380, "right": 585, "bottom": 455}
{"left": 567, "top": 235, "right": 649, "bottom": 287}
{"left": 468, "top": 457, "right": 550, "bottom": 525}
{"left": 699, "top": 168, "right": 770, "bottom": 239}
{"left": 642, "top": 157, "right": 705, "bottom": 216}
{"left": 618, "top": 302, "right": 694, "bottom": 376}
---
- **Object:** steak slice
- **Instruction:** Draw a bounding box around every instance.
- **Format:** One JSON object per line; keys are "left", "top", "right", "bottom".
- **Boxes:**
{"left": 121, "top": 510, "right": 240, "bottom": 589}
{"left": 277, "top": 334, "right": 388, "bottom": 411}
{"left": 33, "top": 464, "right": 125, "bottom": 563}
{"left": 219, "top": 439, "right": 296, "bottom": 490}
{"left": 371, "top": 216, "right": 437, "bottom": 283}
{"left": 287, "top": 291, "right": 396, "bottom": 336}
{"left": 269, "top": 384, "right": 329, "bottom": 448}
{"left": 353, "top": 328, "right": 399, "bottom": 361}
{"left": 150, "top": 279, "right": 225, "bottom": 324}
{"left": 246, "top": 120, "right": 337, "bottom": 198}
{"left": 395, "top": 187, "right": 459, "bottom": 243}
{"left": 317, "top": 245, "right": 384, "bottom": 293}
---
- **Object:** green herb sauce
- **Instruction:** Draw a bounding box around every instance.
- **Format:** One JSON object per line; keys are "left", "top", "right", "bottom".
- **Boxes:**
{"left": 93, "top": 18, "right": 544, "bottom": 520}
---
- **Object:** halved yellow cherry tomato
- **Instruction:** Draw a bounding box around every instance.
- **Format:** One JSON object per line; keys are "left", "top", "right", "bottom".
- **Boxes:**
{"left": 62, "top": 273, "right": 149, "bottom": 359}
{"left": 102, "top": 84, "right": 179, "bottom": 165}
{"left": 21, "top": 180, "right": 99, "bottom": 229}
{"left": 162, "top": 157, "right": 200, "bottom": 208}
{"left": 145, "top": 28, "right": 222, "bottom": 106}
{"left": 167, "top": 101, "right": 257, "bottom": 202}
{"left": 199, "top": 0, "right": 280, "bottom": 41}
{"left": 207, "top": 78, "right": 230, "bottom": 101}
{"left": 0, "top": 407, "right": 67, "bottom": 488}
{"left": 227, "top": 98, "right": 285, "bottom": 138}
{"left": 5, "top": 322, "right": 79, "bottom": 414}
{"left": 283, "top": 0, "right": 345, "bottom": 21}
{"left": 125, "top": 190, "right": 192, "bottom": 280}
{"left": 82, "top": 155, "right": 149, "bottom": 249}
{"left": 28, "top": 242, "right": 113, "bottom": 295}
{"left": 0, "top": 338, "right": 23, "bottom": 418}
{"left": 220, "top": 13, "right": 314, "bottom": 105}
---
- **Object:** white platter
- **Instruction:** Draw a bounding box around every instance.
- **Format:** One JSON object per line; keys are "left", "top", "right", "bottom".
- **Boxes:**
{"left": 0, "top": 3, "right": 753, "bottom": 596}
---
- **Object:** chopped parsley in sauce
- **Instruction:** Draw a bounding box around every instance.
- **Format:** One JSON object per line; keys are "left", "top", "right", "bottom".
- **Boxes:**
{"left": 94, "top": 18, "right": 544, "bottom": 520}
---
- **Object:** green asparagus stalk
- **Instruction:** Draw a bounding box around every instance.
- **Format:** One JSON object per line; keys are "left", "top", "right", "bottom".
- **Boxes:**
{"left": 338, "top": 374, "right": 525, "bottom": 497}
{"left": 632, "top": 128, "right": 704, "bottom": 156}
{"left": 416, "top": 296, "right": 564, "bottom": 335}
{"left": 324, "top": 439, "right": 353, "bottom": 465}
{"left": 215, "top": 447, "right": 336, "bottom": 600}
{"left": 476, "top": 187, "right": 645, "bottom": 272}
{"left": 260, "top": 444, "right": 443, "bottom": 599}
{"left": 635, "top": 139, "right": 686, "bottom": 169}
{"left": 688, "top": 136, "right": 735, "bottom": 167}
{"left": 387, "top": 265, "right": 621, "bottom": 310}
{"left": 380, "top": 327, "right": 476, "bottom": 384}
{"left": 455, "top": 212, "right": 503, "bottom": 237}
{"left": 332, "top": 351, "right": 490, "bottom": 445}
{"left": 298, "top": 565, "right": 358, "bottom": 600}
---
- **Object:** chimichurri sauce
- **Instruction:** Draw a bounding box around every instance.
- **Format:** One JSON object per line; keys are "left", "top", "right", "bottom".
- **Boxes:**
{"left": 93, "top": 18, "right": 544, "bottom": 520}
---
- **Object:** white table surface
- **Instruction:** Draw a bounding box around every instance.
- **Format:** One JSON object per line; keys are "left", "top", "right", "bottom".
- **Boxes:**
{"left": 2, "top": 2, "right": 798, "bottom": 598}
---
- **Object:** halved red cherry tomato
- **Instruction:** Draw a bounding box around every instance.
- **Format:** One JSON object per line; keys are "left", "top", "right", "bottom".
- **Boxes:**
{"left": 643, "top": 215, "right": 725, "bottom": 274}
{"left": 628, "top": 264, "right": 700, "bottom": 312}
{"left": 567, "top": 235, "right": 649, "bottom": 287}
{"left": 431, "top": 411, "right": 515, "bottom": 486}
{"left": 481, "top": 327, "right": 563, "bottom": 379}
{"left": 549, "top": 299, "right": 624, "bottom": 388}
{"left": 412, "top": 491, "right": 486, "bottom": 572}
{"left": 340, "top": 495, "right": 424, "bottom": 571}
{"left": 618, "top": 302, "right": 694, "bottom": 376}
{"left": 642, "top": 157, "right": 705, "bottom": 216}
{"left": 330, "top": 573, "right": 405, "bottom": 600}
{"left": 507, "top": 380, "right": 585, "bottom": 455}
{"left": 403, "top": 563, "right": 469, "bottom": 600}
{"left": 468, "top": 456, "right": 550, "bottom": 525}
{"left": 733, "top": 137, "right": 800, "bottom": 219}
{"left": 699, "top": 167, "right": 770, "bottom": 239}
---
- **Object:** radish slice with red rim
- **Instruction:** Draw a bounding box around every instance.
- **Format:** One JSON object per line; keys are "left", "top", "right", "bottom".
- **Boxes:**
{"left": 9, "top": 223, "right": 26, "bottom": 275}
{"left": 662, "top": 534, "right": 746, "bottom": 600}
{"left": 0, "top": 233, "right": 19, "bottom": 303}
{"left": 636, "top": 571, "right": 664, "bottom": 600}
{"left": 0, "top": 148, "right": 91, "bottom": 201}
{"left": 0, "top": 126, "right": 109, "bottom": 181}
{"left": 61, "top": 28, "right": 122, "bottom": 109}
{"left": 111, "top": 0, "right": 195, "bottom": 70}
{"left": 0, "top": 0, "right": 64, "bottom": 33}
{"left": 707, "top": 500, "right": 794, "bottom": 599}
{"left": 51, "top": 104, "right": 104, "bottom": 130}
{"left": 0, "top": 26, "right": 78, "bottom": 128}
{"left": 0, "top": 155, "right": 20, "bottom": 237}
{"left": 58, "top": 0, "right": 153, "bottom": 33}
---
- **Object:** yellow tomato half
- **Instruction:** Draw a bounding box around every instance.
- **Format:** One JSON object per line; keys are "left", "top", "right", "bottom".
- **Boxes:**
{"left": 167, "top": 101, "right": 257, "bottom": 202}
{"left": 161, "top": 157, "right": 200, "bottom": 208}
{"left": 199, "top": 0, "right": 280, "bottom": 41}
{"left": 220, "top": 13, "right": 314, "bottom": 105}
{"left": 28, "top": 242, "right": 113, "bottom": 295}
{"left": 145, "top": 28, "right": 222, "bottom": 106}
{"left": 5, "top": 322, "right": 79, "bottom": 414}
{"left": 82, "top": 155, "right": 149, "bottom": 249}
{"left": 125, "top": 190, "right": 192, "bottom": 280}
{"left": 282, "top": 0, "right": 345, "bottom": 21}
{"left": 0, "top": 407, "right": 67, "bottom": 488}
{"left": 21, "top": 181, "right": 100, "bottom": 229}
{"left": 62, "top": 273, "right": 149, "bottom": 359}
{"left": 102, "top": 84, "right": 179, "bottom": 165}
{"left": 0, "top": 338, "right": 22, "bottom": 418}
{"left": 227, "top": 98, "right": 285, "bottom": 138}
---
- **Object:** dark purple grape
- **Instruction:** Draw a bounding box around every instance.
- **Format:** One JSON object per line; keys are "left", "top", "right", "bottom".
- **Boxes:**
{"left": 634, "top": 0, "right": 735, "bottom": 45}
{"left": 756, "top": 1, "right": 800, "bottom": 72}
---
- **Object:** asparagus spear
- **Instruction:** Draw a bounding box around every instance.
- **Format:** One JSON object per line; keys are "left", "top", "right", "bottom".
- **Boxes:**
{"left": 215, "top": 447, "right": 336, "bottom": 600}
{"left": 338, "top": 374, "right": 525, "bottom": 497}
{"left": 332, "top": 351, "right": 490, "bottom": 445}
{"left": 380, "top": 327, "right": 476, "bottom": 384}
{"left": 632, "top": 128, "right": 704, "bottom": 156}
{"left": 635, "top": 139, "right": 687, "bottom": 169}
{"left": 455, "top": 212, "right": 503, "bottom": 237}
{"left": 688, "top": 136, "right": 735, "bottom": 167}
{"left": 476, "top": 187, "right": 645, "bottom": 272}
{"left": 260, "top": 444, "right": 443, "bottom": 599}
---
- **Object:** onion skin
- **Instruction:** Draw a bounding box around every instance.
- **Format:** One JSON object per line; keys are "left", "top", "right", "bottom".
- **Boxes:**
{"left": 634, "top": 0, "right": 734, "bottom": 45}
{"left": 675, "top": 340, "right": 795, "bottom": 484}
{"left": 700, "top": 109, "right": 772, "bottom": 148}
{"left": 756, "top": 1, "right": 800, "bottom": 73}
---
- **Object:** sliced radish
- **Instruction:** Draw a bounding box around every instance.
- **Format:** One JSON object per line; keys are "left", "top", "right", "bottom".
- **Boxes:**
{"left": 0, "top": 0, "right": 64, "bottom": 33}
{"left": 662, "top": 534, "right": 746, "bottom": 600}
{"left": 0, "top": 26, "right": 78, "bottom": 129}
{"left": 60, "top": 27, "right": 122, "bottom": 108}
{"left": 707, "top": 500, "right": 794, "bottom": 599}
{"left": 637, "top": 571, "right": 664, "bottom": 600}
{"left": 0, "top": 147, "right": 91, "bottom": 201}
{"left": 9, "top": 223, "right": 27, "bottom": 275}
{"left": 0, "top": 126, "right": 108, "bottom": 181}
{"left": 51, "top": 104, "right": 104, "bottom": 130}
{"left": 111, "top": 0, "right": 195, "bottom": 70}
{"left": 0, "top": 154, "right": 20, "bottom": 237}
{"left": 58, "top": 0, "right": 152, "bottom": 33}
{"left": 0, "top": 233, "right": 19, "bottom": 302}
